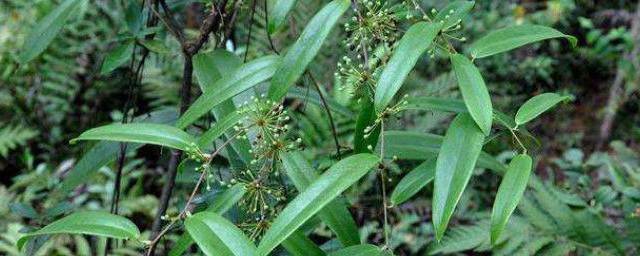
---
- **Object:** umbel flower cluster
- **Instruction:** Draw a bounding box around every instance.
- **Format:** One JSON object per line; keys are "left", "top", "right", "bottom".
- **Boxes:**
{"left": 336, "top": 1, "right": 469, "bottom": 98}
{"left": 224, "top": 95, "right": 302, "bottom": 240}
{"left": 343, "top": 0, "right": 399, "bottom": 51}
{"left": 235, "top": 94, "right": 301, "bottom": 164}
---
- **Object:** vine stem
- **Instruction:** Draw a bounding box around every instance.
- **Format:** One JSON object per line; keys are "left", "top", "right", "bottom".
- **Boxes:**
{"left": 146, "top": 131, "right": 242, "bottom": 255}
{"left": 306, "top": 71, "right": 341, "bottom": 158}
{"left": 509, "top": 129, "right": 528, "bottom": 154}
{"left": 263, "top": 0, "right": 280, "bottom": 54}
{"left": 379, "top": 121, "right": 390, "bottom": 248}
{"left": 106, "top": 1, "right": 158, "bottom": 253}
{"left": 244, "top": 0, "right": 258, "bottom": 62}
{"left": 148, "top": 1, "right": 230, "bottom": 254}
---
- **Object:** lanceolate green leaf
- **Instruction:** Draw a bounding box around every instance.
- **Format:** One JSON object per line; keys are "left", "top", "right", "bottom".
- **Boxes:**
{"left": 450, "top": 54, "right": 493, "bottom": 135}
{"left": 381, "top": 131, "right": 505, "bottom": 172}
{"left": 125, "top": 1, "right": 143, "bottom": 34}
{"left": 70, "top": 123, "right": 196, "bottom": 151}
{"left": 470, "top": 25, "right": 577, "bottom": 59}
{"left": 434, "top": 1, "right": 475, "bottom": 29}
{"left": 178, "top": 55, "right": 281, "bottom": 129}
{"left": 406, "top": 96, "right": 468, "bottom": 113}
{"left": 184, "top": 212, "right": 258, "bottom": 256}
{"left": 374, "top": 21, "right": 443, "bottom": 112}
{"left": 406, "top": 96, "right": 516, "bottom": 130}
{"left": 281, "top": 152, "right": 361, "bottom": 246}
{"left": 515, "top": 93, "right": 572, "bottom": 126}
{"left": 19, "top": 0, "right": 85, "bottom": 63}
{"left": 267, "top": 0, "right": 299, "bottom": 34}
{"left": 329, "top": 244, "right": 390, "bottom": 256}
{"left": 432, "top": 114, "right": 486, "bottom": 240}
{"left": 170, "top": 184, "right": 247, "bottom": 256}
{"left": 17, "top": 211, "right": 140, "bottom": 250}
{"left": 268, "top": 0, "right": 350, "bottom": 101}
{"left": 490, "top": 154, "right": 532, "bottom": 244}
{"left": 101, "top": 40, "right": 135, "bottom": 74}
{"left": 257, "top": 153, "right": 379, "bottom": 255}
{"left": 168, "top": 234, "right": 194, "bottom": 256}
{"left": 139, "top": 39, "right": 171, "bottom": 55}
{"left": 197, "top": 111, "right": 244, "bottom": 148}
{"left": 207, "top": 184, "right": 247, "bottom": 213}
{"left": 390, "top": 159, "right": 436, "bottom": 206}
{"left": 193, "top": 50, "right": 253, "bottom": 167}
{"left": 58, "top": 109, "right": 178, "bottom": 193}
{"left": 280, "top": 231, "right": 325, "bottom": 256}
{"left": 193, "top": 50, "right": 243, "bottom": 92}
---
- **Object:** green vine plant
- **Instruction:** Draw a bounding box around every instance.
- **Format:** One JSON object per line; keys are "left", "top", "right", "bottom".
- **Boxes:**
{"left": 15, "top": 0, "right": 578, "bottom": 255}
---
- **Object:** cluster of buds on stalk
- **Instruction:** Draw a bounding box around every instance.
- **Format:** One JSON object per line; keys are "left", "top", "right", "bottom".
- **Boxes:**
{"left": 363, "top": 94, "right": 410, "bottom": 146}
{"left": 235, "top": 95, "right": 302, "bottom": 167}
{"left": 184, "top": 142, "right": 210, "bottom": 164}
{"left": 344, "top": 0, "right": 399, "bottom": 52}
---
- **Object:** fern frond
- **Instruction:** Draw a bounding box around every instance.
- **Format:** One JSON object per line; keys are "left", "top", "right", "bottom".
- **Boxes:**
{"left": 428, "top": 220, "right": 489, "bottom": 255}
{"left": 431, "top": 176, "right": 629, "bottom": 256}
{"left": 0, "top": 125, "right": 37, "bottom": 157}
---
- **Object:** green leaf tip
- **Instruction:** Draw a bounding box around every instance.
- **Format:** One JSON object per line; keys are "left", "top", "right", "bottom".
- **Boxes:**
{"left": 490, "top": 154, "right": 532, "bottom": 245}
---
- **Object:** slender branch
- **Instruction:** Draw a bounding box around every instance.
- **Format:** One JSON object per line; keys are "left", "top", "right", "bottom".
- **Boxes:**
{"left": 158, "top": 0, "right": 186, "bottom": 44}
{"left": 150, "top": 7, "right": 185, "bottom": 45}
{"left": 244, "top": 0, "right": 258, "bottom": 62}
{"left": 148, "top": 55, "right": 193, "bottom": 255}
{"left": 148, "top": 1, "right": 230, "bottom": 254}
{"left": 306, "top": 71, "right": 341, "bottom": 158}
{"left": 263, "top": 0, "right": 280, "bottom": 54}
{"left": 146, "top": 132, "right": 242, "bottom": 256}
{"left": 146, "top": 169, "right": 206, "bottom": 256}
{"left": 185, "top": 0, "right": 229, "bottom": 55}
{"left": 510, "top": 129, "right": 528, "bottom": 154}
{"left": 107, "top": 0, "right": 158, "bottom": 253}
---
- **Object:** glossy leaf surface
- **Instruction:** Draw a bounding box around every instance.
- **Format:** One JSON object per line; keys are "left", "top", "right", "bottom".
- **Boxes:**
{"left": 390, "top": 159, "right": 436, "bottom": 206}
{"left": 17, "top": 211, "right": 140, "bottom": 250}
{"left": 207, "top": 184, "right": 247, "bottom": 213}
{"left": 268, "top": 0, "right": 350, "bottom": 100}
{"left": 328, "top": 244, "right": 391, "bottom": 256}
{"left": 280, "top": 231, "right": 325, "bottom": 256}
{"left": 491, "top": 154, "right": 532, "bottom": 244}
{"left": 406, "top": 96, "right": 516, "bottom": 130}
{"left": 470, "top": 25, "right": 577, "bottom": 59}
{"left": 374, "top": 21, "right": 442, "bottom": 112}
{"left": 267, "top": 0, "right": 298, "bottom": 34}
{"left": 257, "top": 153, "right": 379, "bottom": 254}
{"left": 19, "top": 0, "right": 85, "bottom": 63}
{"left": 170, "top": 184, "right": 247, "bottom": 256}
{"left": 185, "top": 212, "right": 258, "bottom": 256}
{"left": 354, "top": 93, "right": 380, "bottom": 153}
{"left": 380, "top": 131, "right": 504, "bottom": 172}
{"left": 281, "top": 152, "right": 360, "bottom": 246}
{"left": 451, "top": 54, "right": 493, "bottom": 135}
{"left": 197, "top": 111, "right": 244, "bottom": 148}
{"left": 58, "top": 109, "right": 177, "bottom": 193}
{"left": 178, "top": 55, "right": 281, "bottom": 129}
{"left": 515, "top": 93, "right": 572, "bottom": 126}
{"left": 70, "top": 123, "right": 196, "bottom": 151}
{"left": 432, "top": 114, "right": 485, "bottom": 240}
{"left": 101, "top": 40, "right": 135, "bottom": 74}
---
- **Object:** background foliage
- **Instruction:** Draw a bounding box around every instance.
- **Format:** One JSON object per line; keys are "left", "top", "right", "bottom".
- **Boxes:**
{"left": 1, "top": 0, "right": 639, "bottom": 255}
